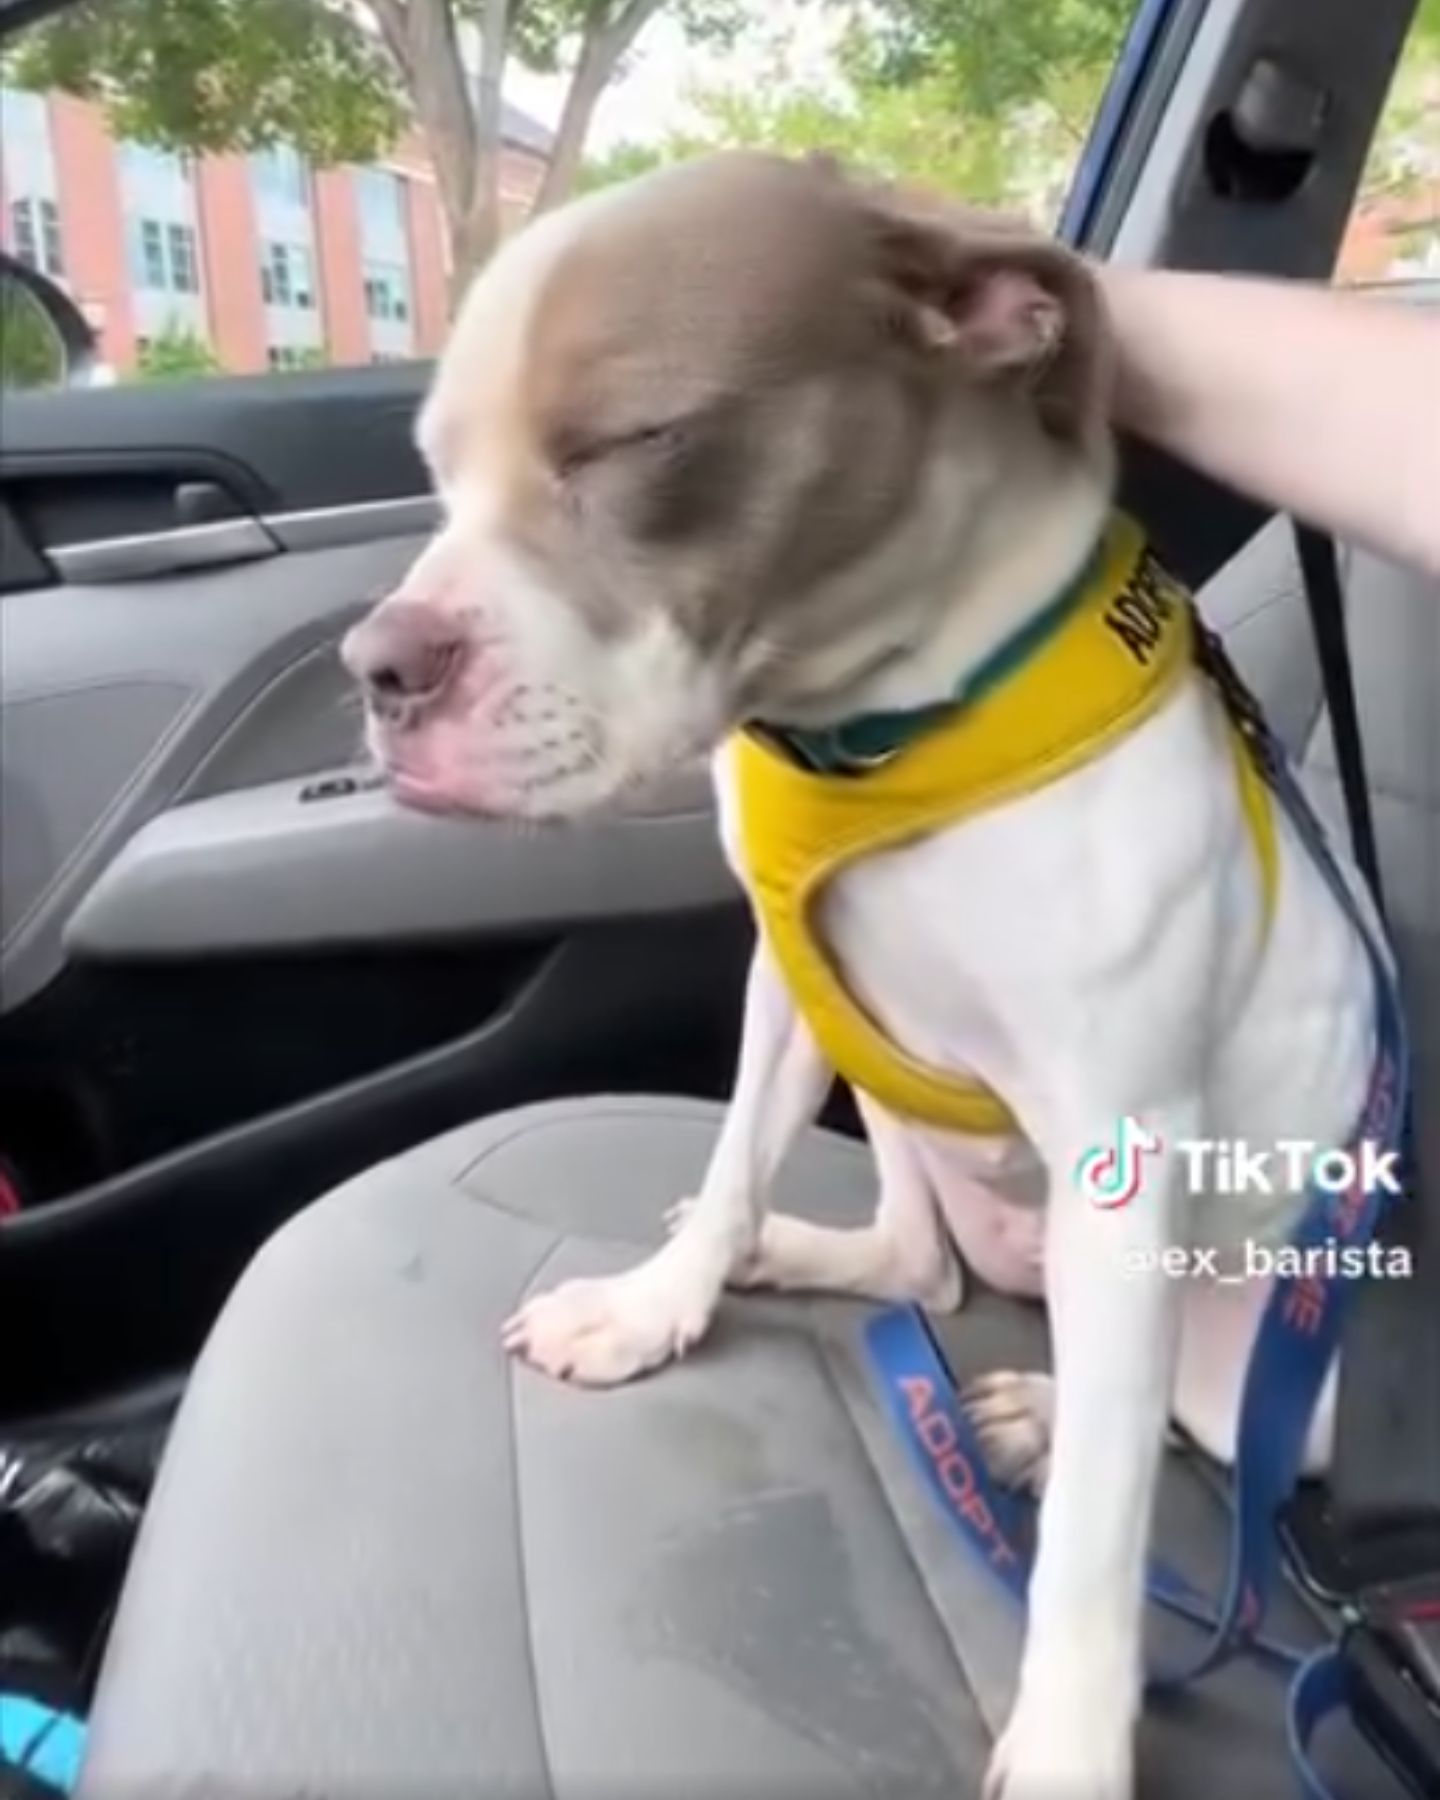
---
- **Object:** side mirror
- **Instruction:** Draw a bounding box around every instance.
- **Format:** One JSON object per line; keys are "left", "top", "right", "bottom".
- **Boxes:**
{"left": 0, "top": 252, "right": 98, "bottom": 393}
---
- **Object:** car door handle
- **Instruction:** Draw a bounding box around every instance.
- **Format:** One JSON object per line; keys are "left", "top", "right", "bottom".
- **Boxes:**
{"left": 51, "top": 516, "right": 281, "bottom": 584}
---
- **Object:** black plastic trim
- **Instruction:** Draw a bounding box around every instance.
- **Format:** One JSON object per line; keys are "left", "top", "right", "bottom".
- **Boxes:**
{"left": 1, "top": 363, "right": 434, "bottom": 523}
{"left": 0, "top": 906, "right": 751, "bottom": 1419}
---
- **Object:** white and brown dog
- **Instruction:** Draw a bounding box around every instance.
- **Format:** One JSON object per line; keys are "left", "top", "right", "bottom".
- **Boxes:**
{"left": 343, "top": 153, "right": 1377, "bottom": 1798}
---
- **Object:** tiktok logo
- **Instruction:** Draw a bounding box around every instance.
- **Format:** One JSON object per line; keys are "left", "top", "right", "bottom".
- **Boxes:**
{"left": 1074, "top": 1116, "right": 1164, "bottom": 1209}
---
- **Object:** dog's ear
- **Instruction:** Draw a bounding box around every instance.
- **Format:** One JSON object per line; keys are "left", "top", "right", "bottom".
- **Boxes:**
{"left": 858, "top": 182, "right": 1112, "bottom": 445}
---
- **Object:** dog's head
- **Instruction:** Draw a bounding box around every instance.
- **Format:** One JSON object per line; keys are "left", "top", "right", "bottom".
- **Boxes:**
{"left": 343, "top": 152, "right": 1113, "bottom": 818}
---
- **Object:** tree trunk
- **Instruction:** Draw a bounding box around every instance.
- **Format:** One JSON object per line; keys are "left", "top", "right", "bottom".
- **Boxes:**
{"left": 449, "top": 192, "right": 501, "bottom": 310}
{"left": 462, "top": 0, "right": 510, "bottom": 299}
{"left": 370, "top": 0, "right": 503, "bottom": 308}
{"left": 530, "top": 0, "right": 666, "bottom": 216}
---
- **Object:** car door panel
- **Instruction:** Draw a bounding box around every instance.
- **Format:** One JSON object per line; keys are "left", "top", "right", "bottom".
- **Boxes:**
{"left": 2, "top": 529, "right": 426, "bottom": 1009}
{"left": 65, "top": 765, "right": 729, "bottom": 960}
{"left": 0, "top": 366, "right": 748, "bottom": 1275}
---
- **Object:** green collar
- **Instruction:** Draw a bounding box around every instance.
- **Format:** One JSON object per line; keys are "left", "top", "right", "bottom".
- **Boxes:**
{"left": 749, "top": 528, "right": 1108, "bottom": 777}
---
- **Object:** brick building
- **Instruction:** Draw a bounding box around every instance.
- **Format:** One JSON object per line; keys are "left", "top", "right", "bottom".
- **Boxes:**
{"left": 0, "top": 86, "right": 552, "bottom": 376}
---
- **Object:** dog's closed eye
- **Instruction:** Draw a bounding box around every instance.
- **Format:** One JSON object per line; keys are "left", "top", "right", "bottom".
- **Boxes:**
{"left": 550, "top": 418, "right": 691, "bottom": 480}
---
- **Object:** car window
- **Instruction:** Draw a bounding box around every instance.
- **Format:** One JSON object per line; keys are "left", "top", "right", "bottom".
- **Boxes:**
{"left": 1338, "top": 0, "right": 1440, "bottom": 285}
{"left": 0, "top": 0, "right": 1142, "bottom": 394}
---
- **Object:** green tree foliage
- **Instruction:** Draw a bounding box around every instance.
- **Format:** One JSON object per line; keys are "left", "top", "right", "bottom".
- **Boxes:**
{"left": 12, "top": 0, "right": 1438, "bottom": 302}
{"left": 7, "top": 0, "right": 745, "bottom": 294}
{"left": 846, "top": 0, "right": 1134, "bottom": 128}
{"left": 0, "top": 280, "right": 66, "bottom": 391}
{"left": 509, "top": 0, "right": 742, "bottom": 72}
{"left": 1358, "top": 0, "right": 1440, "bottom": 201}
{"left": 583, "top": 73, "right": 1015, "bottom": 206}
{"left": 134, "top": 321, "right": 222, "bottom": 381}
{"left": 8, "top": 0, "right": 406, "bottom": 163}
{"left": 584, "top": 0, "right": 1138, "bottom": 221}
{"left": 588, "top": 0, "right": 1440, "bottom": 251}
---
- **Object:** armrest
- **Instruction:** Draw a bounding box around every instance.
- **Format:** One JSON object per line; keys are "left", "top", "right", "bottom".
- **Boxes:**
{"left": 64, "top": 766, "right": 733, "bottom": 959}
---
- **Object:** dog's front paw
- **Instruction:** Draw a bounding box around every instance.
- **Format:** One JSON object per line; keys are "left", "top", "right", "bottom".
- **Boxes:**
{"left": 984, "top": 1689, "right": 1133, "bottom": 1800}
{"left": 502, "top": 1252, "right": 717, "bottom": 1386}
{"left": 965, "top": 1370, "right": 1055, "bottom": 1495}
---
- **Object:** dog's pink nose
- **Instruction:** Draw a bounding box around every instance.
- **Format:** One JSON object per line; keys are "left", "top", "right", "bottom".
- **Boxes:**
{"left": 342, "top": 601, "right": 466, "bottom": 706}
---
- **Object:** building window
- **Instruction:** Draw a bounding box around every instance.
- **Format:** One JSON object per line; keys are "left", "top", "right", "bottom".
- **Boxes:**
{"left": 252, "top": 146, "right": 308, "bottom": 208}
{"left": 167, "top": 222, "right": 199, "bottom": 293}
{"left": 9, "top": 196, "right": 63, "bottom": 278}
{"left": 120, "top": 142, "right": 191, "bottom": 188}
{"left": 10, "top": 198, "right": 36, "bottom": 267}
{"left": 138, "top": 219, "right": 166, "bottom": 288}
{"left": 40, "top": 199, "right": 62, "bottom": 276}
{"left": 355, "top": 167, "right": 407, "bottom": 239}
{"left": 260, "top": 241, "right": 315, "bottom": 310}
{"left": 363, "top": 259, "right": 410, "bottom": 323}
{"left": 0, "top": 87, "right": 50, "bottom": 149}
{"left": 133, "top": 217, "right": 200, "bottom": 293}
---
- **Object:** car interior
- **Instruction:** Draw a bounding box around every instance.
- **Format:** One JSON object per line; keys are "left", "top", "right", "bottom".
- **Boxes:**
{"left": 1, "top": 0, "right": 1438, "bottom": 1793}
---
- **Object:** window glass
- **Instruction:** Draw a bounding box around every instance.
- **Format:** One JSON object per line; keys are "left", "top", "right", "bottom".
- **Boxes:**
{"left": 262, "top": 242, "right": 291, "bottom": 307}
{"left": 166, "top": 222, "right": 199, "bottom": 294}
{"left": 9, "top": 198, "right": 39, "bottom": 267}
{"left": 1339, "top": 0, "right": 1440, "bottom": 286}
{"left": 362, "top": 258, "right": 411, "bottom": 323}
{"left": 294, "top": 246, "right": 314, "bottom": 308}
{"left": 252, "top": 145, "right": 308, "bottom": 208}
{"left": 0, "top": 85, "right": 49, "bottom": 147}
{"left": 39, "top": 198, "right": 64, "bottom": 277}
{"left": 0, "top": 85, "right": 64, "bottom": 283}
{"left": 118, "top": 140, "right": 192, "bottom": 208}
{"left": 136, "top": 219, "right": 166, "bottom": 289}
{"left": 260, "top": 241, "right": 316, "bottom": 310}
{"left": 0, "top": 0, "right": 1149, "bottom": 385}
{"left": 355, "top": 167, "right": 406, "bottom": 241}
{"left": 130, "top": 217, "right": 198, "bottom": 293}
{"left": 266, "top": 343, "right": 321, "bottom": 370}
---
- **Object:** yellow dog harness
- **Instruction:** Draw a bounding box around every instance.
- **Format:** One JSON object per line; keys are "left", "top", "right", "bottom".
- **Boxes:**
{"left": 732, "top": 513, "right": 1279, "bottom": 1136}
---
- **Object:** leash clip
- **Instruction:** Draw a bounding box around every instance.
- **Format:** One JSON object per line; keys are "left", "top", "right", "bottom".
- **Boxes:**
{"left": 1195, "top": 621, "right": 1285, "bottom": 768}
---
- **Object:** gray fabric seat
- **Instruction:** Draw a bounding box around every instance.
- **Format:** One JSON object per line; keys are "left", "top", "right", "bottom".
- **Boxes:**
{"left": 78, "top": 521, "right": 1434, "bottom": 1799}
{"left": 78, "top": 1095, "right": 1394, "bottom": 1799}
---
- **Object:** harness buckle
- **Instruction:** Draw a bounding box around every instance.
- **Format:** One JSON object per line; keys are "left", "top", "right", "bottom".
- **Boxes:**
{"left": 1194, "top": 621, "right": 1284, "bottom": 765}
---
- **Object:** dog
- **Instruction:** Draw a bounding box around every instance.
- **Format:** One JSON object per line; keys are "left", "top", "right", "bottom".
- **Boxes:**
{"left": 342, "top": 152, "right": 1378, "bottom": 1798}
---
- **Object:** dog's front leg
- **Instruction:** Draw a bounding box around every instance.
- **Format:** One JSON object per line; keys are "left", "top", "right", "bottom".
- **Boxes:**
{"left": 503, "top": 943, "right": 829, "bottom": 1385}
{"left": 985, "top": 1097, "right": 1195, "bottom": 1800}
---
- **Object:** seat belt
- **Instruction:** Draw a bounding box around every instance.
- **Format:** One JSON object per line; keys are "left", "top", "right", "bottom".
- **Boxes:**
{"left": 1291, "top": 528, "right": 1385, "bottom": 904}
{"left": 1281, "top": 523, "right": 1440, "bottom": 1793}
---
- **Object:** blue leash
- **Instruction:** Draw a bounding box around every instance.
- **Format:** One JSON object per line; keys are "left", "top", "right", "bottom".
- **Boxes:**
{"left": 865, "top": 636, "right": 1411, "bottom": 1799}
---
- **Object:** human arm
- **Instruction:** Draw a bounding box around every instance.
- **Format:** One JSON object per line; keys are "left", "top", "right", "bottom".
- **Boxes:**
{"left": 1095, "top": 265, "right": 1440, "bottom": 578}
